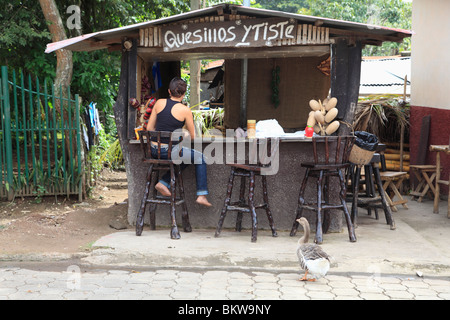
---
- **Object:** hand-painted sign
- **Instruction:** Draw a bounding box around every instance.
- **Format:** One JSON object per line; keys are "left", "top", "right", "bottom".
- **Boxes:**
{"left": 162, "top": 18, "right": 297, "bottom": 52}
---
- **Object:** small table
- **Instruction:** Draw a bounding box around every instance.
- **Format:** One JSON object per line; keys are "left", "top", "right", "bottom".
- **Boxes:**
{"left": 430, "top": 145, "right": 450, "bottom": 218}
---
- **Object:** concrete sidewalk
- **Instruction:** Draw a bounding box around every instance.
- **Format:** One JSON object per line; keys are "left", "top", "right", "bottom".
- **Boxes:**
{"left": 86, "top": 200, "right": 450, "bottom": 277}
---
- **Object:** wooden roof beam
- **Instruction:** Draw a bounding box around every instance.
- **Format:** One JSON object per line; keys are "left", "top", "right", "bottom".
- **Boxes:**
{"left": 137, "top": 45, "right": 330, "bottom": 61}
{"left": 328, "top": 27, "right": 406, "bottom": 43}
{"left": 88, "top": 34, "right": 138, "bottom": 48}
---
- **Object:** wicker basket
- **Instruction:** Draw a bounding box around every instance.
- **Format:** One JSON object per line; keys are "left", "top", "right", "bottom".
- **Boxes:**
{"left": 349, "top": 144, "right": 375, "bottom": 166}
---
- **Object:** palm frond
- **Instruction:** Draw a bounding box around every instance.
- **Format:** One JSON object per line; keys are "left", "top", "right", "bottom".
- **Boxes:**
{"left": 353, "top": 95, "right": 409, "bottom": 143}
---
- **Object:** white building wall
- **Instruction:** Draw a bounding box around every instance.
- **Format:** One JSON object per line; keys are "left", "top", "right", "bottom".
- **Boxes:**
{"left": 411, "top": 0, "right": 450, "bottom": 110}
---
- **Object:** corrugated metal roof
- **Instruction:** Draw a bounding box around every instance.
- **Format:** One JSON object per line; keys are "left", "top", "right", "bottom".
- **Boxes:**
{"left": 359, "top": 56, "right": 411, "bottom": 95}
{"left": 45, "top": 3, "right": 413, "bottom": 54}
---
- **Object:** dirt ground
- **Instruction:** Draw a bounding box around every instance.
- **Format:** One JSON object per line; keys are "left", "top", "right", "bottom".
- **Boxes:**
{"left": 0, "top": 170, "right": 130, "bottom": 256}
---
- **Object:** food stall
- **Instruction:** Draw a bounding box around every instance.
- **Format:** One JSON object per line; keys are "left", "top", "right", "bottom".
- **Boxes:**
{"left": 45, "top": 4, "right": 412, "bottom": 233}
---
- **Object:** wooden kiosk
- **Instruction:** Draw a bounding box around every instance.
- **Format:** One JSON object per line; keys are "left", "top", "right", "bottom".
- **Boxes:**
{"left": 45, "top": 4, "right": 412, "bottom": 234}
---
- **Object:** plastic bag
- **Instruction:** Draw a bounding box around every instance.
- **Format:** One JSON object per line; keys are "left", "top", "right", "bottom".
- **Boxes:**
{"left": 354, "top": 131, "right": 378, "bottom": 151}
{"left": 255, "top": 119, "right": 285, "bottom": 138}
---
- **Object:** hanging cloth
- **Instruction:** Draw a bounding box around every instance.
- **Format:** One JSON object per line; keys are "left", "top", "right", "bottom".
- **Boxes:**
{"left": 88, "top": 102, "right": 102, "bottom": 135}
{"left": 152, "top": 62, "right": 162, "bottom": 93}
{"left": 84, "top": 108, "right": 94, "bottom": 147}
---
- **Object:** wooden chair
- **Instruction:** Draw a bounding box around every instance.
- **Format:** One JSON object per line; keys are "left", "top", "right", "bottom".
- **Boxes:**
{"left": 215, "top": 138, "right": 278, "bottom": 242}
{"left": 379, "top": 148, "right": 409, "bottom": 212}
{"left": 290, "top": 136, "right": 356, "bottom": 244}
{"left": 135, "top": 131, "right": 191, "bottom": 239}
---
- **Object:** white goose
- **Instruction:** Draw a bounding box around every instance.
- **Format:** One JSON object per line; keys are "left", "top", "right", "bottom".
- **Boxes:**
{"left": 296, "top": 217, "right": 331, "bottom": 281}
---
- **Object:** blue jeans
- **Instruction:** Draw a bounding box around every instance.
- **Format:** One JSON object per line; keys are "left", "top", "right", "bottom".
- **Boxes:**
{"left": 151, "top": 144, "right": 208, "bottom": 196}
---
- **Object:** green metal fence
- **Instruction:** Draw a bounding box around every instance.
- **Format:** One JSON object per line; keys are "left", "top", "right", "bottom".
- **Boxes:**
{"left": 0, "top": 66, "right": 83, "bottom": 201}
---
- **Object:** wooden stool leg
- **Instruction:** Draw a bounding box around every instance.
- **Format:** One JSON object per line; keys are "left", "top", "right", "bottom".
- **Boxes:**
{"left": 235, "top": 175, "right": 246, "bottom": 232}
{"left": 136, "top": 164, "right": 153, "bottom": 236}
{"left": 262, "top": 175, "right": 277, "bottom": 237}
{"left": 149, "top": 169, "right": 159, "bottom": 230}
{"left": 136, "top": 165, "right": 153, "bottom": 236}
{"left": 383, "top": 179, "right": 398, "bottom": 212}
{"left": 373, "top": 164, "right": 396, "bottom": 230}
{"left": 365, "top": 165, "right": 379, "bottom": 219}
{"left": 411, "top": 168, "right": 426, "bottom": 201}
{"left": 315, "top": 170, "right": 324, "bottom": 244}
{"left": 373, "top": 208, "right": 379, "bottom": 220}
{"left": 447, "top": 175, "right": 450, "bottom": 219}
{"left": 169, "top": 165, "right": 180, "bottom": 239}
{"left": 351, "top": 165, "right": 361, "bottom": 226}
{"left": 422, "top": 171, "right": 436, "bottom": 200}
{"left": 215, "top": 167, "right": 236, "bottom": 237}
{"left": 248, "top": 171, "right": 258, "bottom": 242}
{"left": 338, "top": 168, "right": 356, "bottom": 242}
{"left": 322, "top": 175, "right": 331, "bottom": 234}
{"left": 434, "top": 152, "right": 441, "bottom": 214}
{"left": 176, "top": 166, "right": 191, "bottom": 233}
{"left": 290, "top": 168, "right": 310, "bottom": 237}
{"left": 366, "top": 165, "right": 376, "bottom": 197}
{"left": 395, "top": 178, "right": 408, "bottom": 209}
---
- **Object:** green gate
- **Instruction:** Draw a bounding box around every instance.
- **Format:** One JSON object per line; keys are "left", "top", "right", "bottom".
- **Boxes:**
{"left": 0, "top": 66, "right": 83, "bottom": 201}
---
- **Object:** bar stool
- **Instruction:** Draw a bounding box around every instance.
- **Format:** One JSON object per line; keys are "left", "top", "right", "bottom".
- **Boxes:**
{"left": 135, "top": 131, "right": 191, "bottom": 239}
{"left": 349, "top": 153, "right": 396, "bottom": 230}
{"left": 290, "top": 136, "right": 356, "bottom": 244}
{"left": 215, "top": 138, "right": 278, "bottom": 242}
{"left": 358, "top": 143, "right": 408, "bottom": 213}
{"left": 379, "top": 153, "right": 409, "bottom": 212}
{"left": 410, "top": 165, "right": 437, "bottom": 202}
{"left": 430, "top": 143, "right": 450, "bottom": 218}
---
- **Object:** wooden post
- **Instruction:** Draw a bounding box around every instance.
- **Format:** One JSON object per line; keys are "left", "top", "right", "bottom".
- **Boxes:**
{"left": 114, "top": 51, "right": 130, "bottom": 159}
{"left": 190, "top": 61, "right": 201, "bottom": 109}
{"left": 400, "top": 75, "right": 407, "bottom": 172}
{"left": 127, "top": 38, "right": 138, "bottom": 140}
{"left": 190, "top": 0, "right": 201, "bottom": 109}
{"left": 331, "top": 39, "right": 362, "bottom": 135}
{"left": 240, "top": 58, "right": 248, "bottom": 129}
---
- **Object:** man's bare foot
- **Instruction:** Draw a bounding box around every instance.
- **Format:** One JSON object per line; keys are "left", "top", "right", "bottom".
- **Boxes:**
{"left": 155, "top": 182, "right": 171, "bottom": 197}
{"left": 196, "top": 195, "right": 212, "bottom": 207}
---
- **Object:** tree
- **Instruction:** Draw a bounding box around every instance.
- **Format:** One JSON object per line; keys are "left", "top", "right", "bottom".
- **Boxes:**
{"left": 38, "top": 0, "right": 73, "bottom": 93}
{"left": 0, "top": 0, "right": 54, "bottom": 78}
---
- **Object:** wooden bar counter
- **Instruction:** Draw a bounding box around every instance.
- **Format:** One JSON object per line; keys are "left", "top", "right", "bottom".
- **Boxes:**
{"left": 126, "top": 137, "right": 347, "bottom": 234}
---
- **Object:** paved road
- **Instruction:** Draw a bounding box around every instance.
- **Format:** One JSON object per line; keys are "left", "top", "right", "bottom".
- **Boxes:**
{"left": 1, "top": 201, "right": 450, "bottom": 302}
{"left": 1, "top": 264, "right": 449, "bottom": 300}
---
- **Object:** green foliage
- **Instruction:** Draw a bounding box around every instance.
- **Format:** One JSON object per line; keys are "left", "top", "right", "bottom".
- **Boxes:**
{"left": 73, "top": 51, "right": 121, "bottom": 136}
{"left": 253, "top": 0, "right": 309, "bottom": 13}
{"left": 255, "top": 0, "right": 412, "bottom": 56}
{"left": 181, "top": 68, "right": 191, "bottom": 105}
{"left": 76, "top": 0, "right": 191, "bottom": 34}
{"left": 88, "top": 129, "right": 123, "bottom": 174}
{"left": 1, "top": 0, "right": 195, "bottom": 135}
{"left": 85, "top": 129, "right": 123, "bottom": 196}
{"left": 0, "top": 0, "right": 53, "bottom": 76}
{"left": 192, "top": 108, "right": 224, "bottom": 136}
